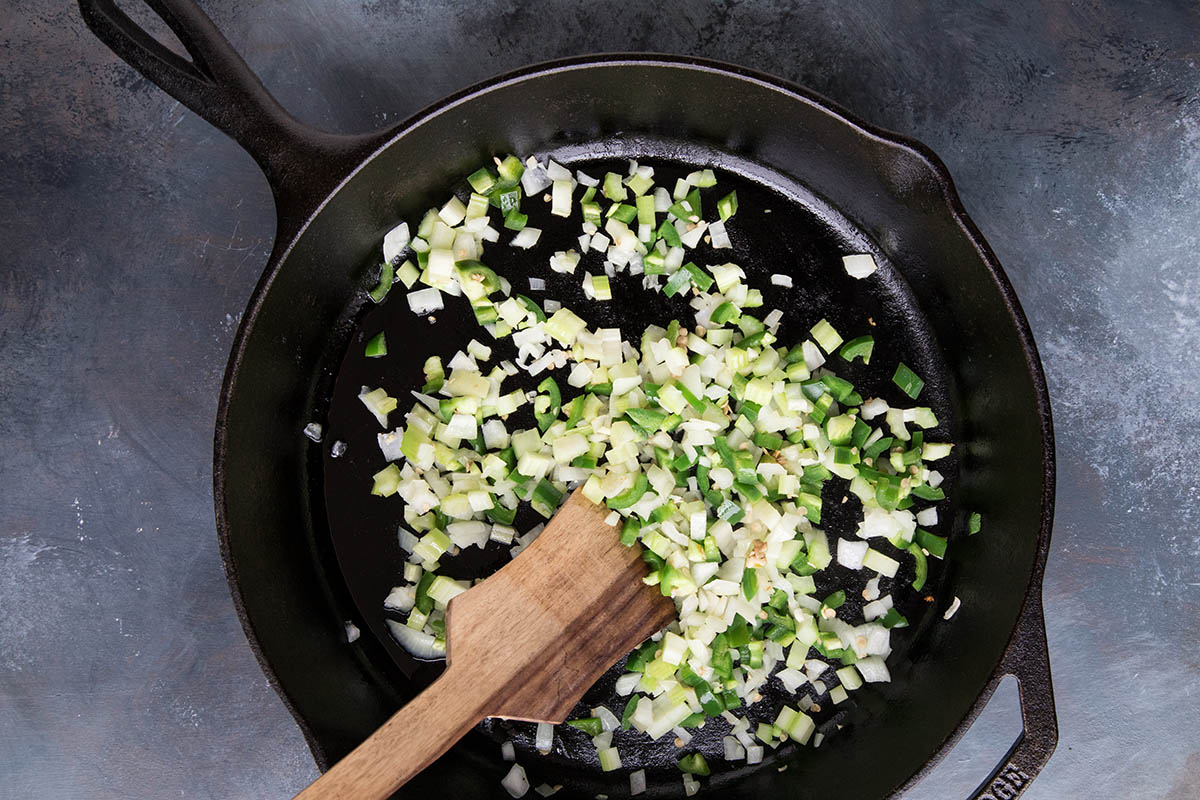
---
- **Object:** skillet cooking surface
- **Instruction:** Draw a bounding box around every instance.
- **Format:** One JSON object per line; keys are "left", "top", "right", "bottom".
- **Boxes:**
{"left": 322, "top": 139, "right": 959, "bottom": 797}
{"left": 74, "top": 2, "right": 1057, "bottom": 789}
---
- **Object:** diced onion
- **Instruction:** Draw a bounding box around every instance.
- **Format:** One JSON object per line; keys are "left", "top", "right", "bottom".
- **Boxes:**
{"left": 843, "top": 253, "right": 878, "bottom": 278}
{"left": 501, "top": 763, "right": 530, "bottom": 798}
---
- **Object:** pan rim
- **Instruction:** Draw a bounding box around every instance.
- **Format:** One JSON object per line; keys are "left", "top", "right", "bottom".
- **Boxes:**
{"left": 212, "top": 53, "right": 1056, "bottom": 789}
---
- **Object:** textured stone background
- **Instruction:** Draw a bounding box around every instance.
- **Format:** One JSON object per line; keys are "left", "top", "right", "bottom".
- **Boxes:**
{"left": 1, "top": 1, "right": 1197, "bottom": 797}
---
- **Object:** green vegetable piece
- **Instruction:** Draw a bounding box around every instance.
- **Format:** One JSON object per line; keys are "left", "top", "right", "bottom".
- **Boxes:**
{"left": 822, "top": 590, "right": 846, "bottom": 610}
{"left": 610, "top": 203, "right": 638, "bottom": 223}
{"left": 496, "top": 155, "right": 524, "bottom": 187}
{"left": 969, "top": 512, "right": 983, "bottom": 535}
{"left": 364, "top": 332, "right": 387, "bottom": 358}
{"left": 620, "top": 516, "right": 642, "bottom": 547}
{"left": 607, "top": 473, "right": 650, "bottom": 510}
{"left": 669, "top": 381, "right": 702, "bottom": 413}
{"left": 908, "top": 542, "right": 928, "bottom": 591}
{"left": 875, "top": 479, "right": 901, "bottom": 510}
{"left": 717, "top": 190, "right": 738, "bottom": 221}
{"left": 863, "top": 436, "right": 893, "bottom": 460}
{"left": 880, "top": 607, "right": 909, "bottom": 629}
{"left": 727, "top": 617, "right": 751, "bottom": 647}
{"left": 564, "top": 395, "right": 586, "bottom": 430}
{"left": 567, "top": 717, "right": 604, "bottom": 736}
{"left": 656, "top": 218, "right": 682, "bottom": 248}
{"left": 369, "top": 261, "right": 394, "bottom": 303}
{"left": 603, "top": 172, "right": 627, "bottom": 201}
{"left": 625, "top": 640, "right": 659, "bottom": 672}
{"left": 711, "top": 301, "right": 740, "bottom": 325}
{"left": 893, "top": 362, "right": 925, "bottom": 399}
{"left": 467, "top": 168, "right": 496, "bottom": 194}
{"left": 910, "top": 484, "right": 945, "bottom": 501}
{"left": 533, "top": 479, "right": 563, "bottom": 509}
{"left": 916, "top": 528, "right": 948, "bottom": 558}
{"left": 753, "top": 432, "right": 783, "bottom": 451}
{"left": 535, "top": 377, "right": 562, "bottom": 432}
{"left": 503, "top": 209, "right": 528, "bottom": 231}
{"left": 741, "top": 567, "right": 758, "bottom": 600}
{"left": 514, "top": 293, "right": 547, "bottom": 323}
{"left": 840, "top": 335, "right": 875, "bottom": 364}
{"left": 677, "top": 753, "right": 711, "bottom": 777}
{"left": 455, "top": 260, "right": 501, "bottom": 294}
{"left": 422, "top": 355, "right": 444, "bottom": 394}
{"left": 486, "top": 501, "right": 516, "bottom": 526}
{"left": 414, "top": 571, "right": 436, "bottom": 614}
{"left": 626, "top": 407, "right": 668, "bottom": 430}
{"left": 683, "top": 262, "right": 714, "bottom": 292}
{"left": 663, "top": 269, "right": 692, "bottom": 297}
{"left": 735, "top": 331, "right": 766, "bottom": 350}
{"left": 620, "top": 695, "right": 639, "bottom": 730}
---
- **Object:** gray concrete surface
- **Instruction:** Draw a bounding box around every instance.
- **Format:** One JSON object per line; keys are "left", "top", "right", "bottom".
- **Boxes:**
{"left": 1, "top": 0, "right": 1197, "bottom": 797}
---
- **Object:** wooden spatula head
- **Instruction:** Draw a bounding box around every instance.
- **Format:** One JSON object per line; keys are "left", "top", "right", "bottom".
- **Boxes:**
{"left": 295, "top": 488, "right": 675, "bottom": 800}
{"left": 447, "top": 488, "right": 676, "bottom": 722}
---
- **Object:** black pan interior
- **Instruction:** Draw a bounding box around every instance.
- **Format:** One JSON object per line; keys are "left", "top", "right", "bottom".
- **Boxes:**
{"left": 215, "top": 59, "right": 1049, "bottom": 800}
{"left": 323, "top": 141, "right": 957, "bottom": 797}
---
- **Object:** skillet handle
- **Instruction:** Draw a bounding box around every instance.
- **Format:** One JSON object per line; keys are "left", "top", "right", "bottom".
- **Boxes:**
{"left": 966, "top": 593, "right": 1058, "bottom": 800}
{"left": 78, "top": 0, "right": 386, "bottom": 241}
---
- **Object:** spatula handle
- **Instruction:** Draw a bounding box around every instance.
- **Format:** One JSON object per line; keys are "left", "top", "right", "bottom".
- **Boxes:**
{"left": 294, "top": 664, "right": 486, "bottom": 800}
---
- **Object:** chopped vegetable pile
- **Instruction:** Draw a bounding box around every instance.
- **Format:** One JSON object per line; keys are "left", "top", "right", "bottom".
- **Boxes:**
{"left": 343, "top": 154, "right": 978, "bottom": 798}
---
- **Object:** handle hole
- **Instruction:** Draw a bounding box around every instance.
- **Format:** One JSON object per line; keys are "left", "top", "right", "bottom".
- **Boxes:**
{"left": 901, "top": 675, "right": 1023, "bottom": 799}
{"left": 113, "top": 0, "right": 191, "bottom": 63}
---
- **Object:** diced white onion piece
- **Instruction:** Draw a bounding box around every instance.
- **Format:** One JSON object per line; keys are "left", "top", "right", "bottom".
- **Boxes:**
{"left": 382, "top": 222, "right": 410, "bottom": 264}
{"left": 861, "top": 397, "right": 889, "bottom": 420}
{"left": 709, "top": 219, "right": 731, "bottom": 249}
{"left": 535, "top": 721, "right": 554, "bottom": 753}
{"left": 302, "top": 422, "right": 323, "bottom": 442}
{"left": 770, "top": 273, "right": 793, "bottom": 288}
{"left": 944, "top": 595, "right": 962, "bottom": 620}
{"left": 862, "top": 548, "right": 900, "bottom": 577}
{"left": 521, "top": 163, "right": 551, "bottom": 194}
{"left": 916, "top": 507, "right": 939, "bottom": 526}
{"left": 501, "top": 763, "right": 530, "bottom": 798}
{"left": 383, "top": 585, "right": 416, "bottom": 613}
{"left": 511, "top": 227, "right": 542, "bottom": 249}
{"left": 679, "top": 220, "right": 707, "bottom": 248}
{"left": 802, "top": 340, "right": 825, "bottom": 370}
{"left": 630, "top": 770, "right": 647, "bottom": 796}
{"left": 545, "top": 160, "right": 572, "bottom": 181}
{"left": 862, "top": 595, "right": 894, "bottom": 621}
{"left": 407, "top": 287, "right": 443, "bottom": 315}
{"left": 439, "top": 196, "right": 467, "bottom": 226}
{"left": 501, "top": 740, "right": 516, "bottom": 761}
{"left": 855, "top": 655, "right": 892, "bottom": 683}
{"left": 528, "top": 277, "right": 546, "bottom": 291}
{"left": 385, "top": 620, "right": 443, "bottom": 659}
{"left": 598, "top": 746, "right": 622, "bottom": 772}
{"left": 593, "top": 705, "right": 621, "bottom": 732}
{"left": 746, "top": 744, "right": 764, "bottom": 765}
{"left": 615, "top": 672, "right": 641, "bottom": 696}
{"left": 843, "top": 253, "right": 878, "bottom": 278}
{"left": 551, "top": 180, "right": 572, "bottom": 217}
{"left": 837, "top": 538, "right": 869, "bottom": 570}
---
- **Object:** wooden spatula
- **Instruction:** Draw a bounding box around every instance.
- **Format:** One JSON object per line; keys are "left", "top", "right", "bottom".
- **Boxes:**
{"left": 295, "top": 488, "right": 677, "bottom": 799}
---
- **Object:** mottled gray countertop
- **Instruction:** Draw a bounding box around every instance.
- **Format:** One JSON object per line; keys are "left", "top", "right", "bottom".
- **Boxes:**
{"left": 2, "top": 1, "right": 1198, "bottom": 797}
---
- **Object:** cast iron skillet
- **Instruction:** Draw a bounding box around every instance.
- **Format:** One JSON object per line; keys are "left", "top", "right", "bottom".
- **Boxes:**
{"left": 80, "top": 1, "right": 1058, "bottom": 798}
